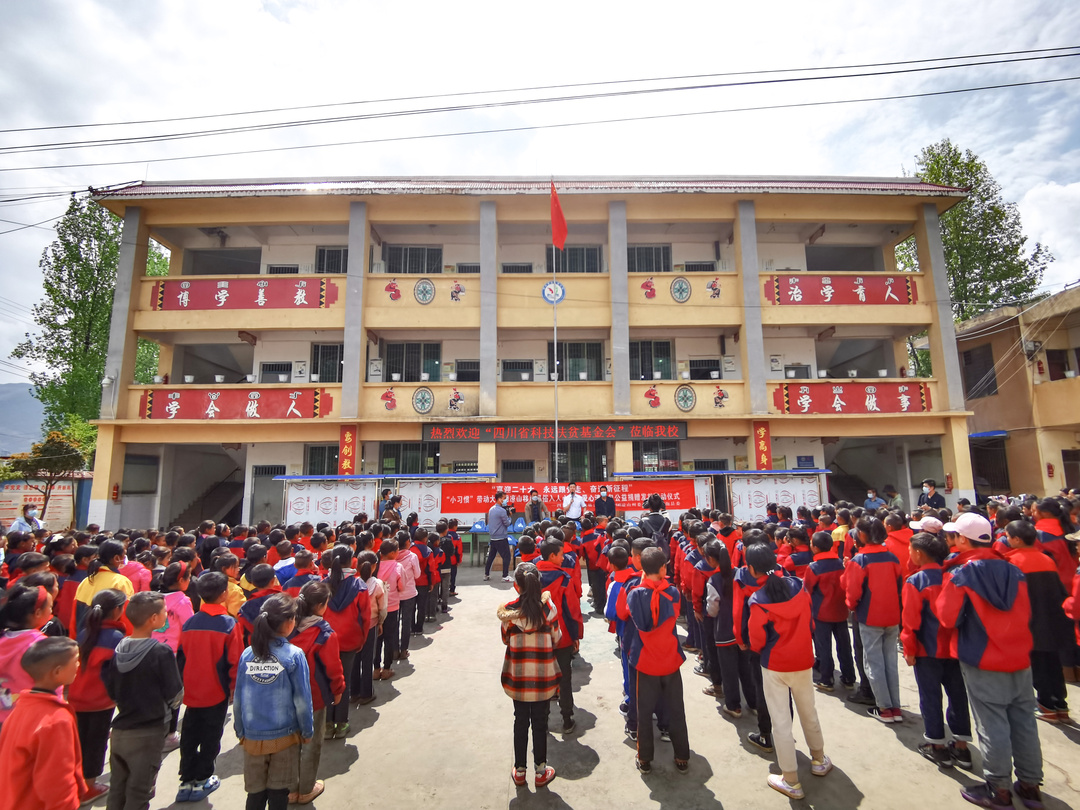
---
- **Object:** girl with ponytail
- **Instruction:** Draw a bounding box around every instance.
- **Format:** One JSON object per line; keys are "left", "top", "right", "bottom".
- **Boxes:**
{"left": 745, "top": 543, "right": 831, "bottom": 799}
{"left": 69, "top": 588, "right": 128, "bottom": 791}
{"left": 234, "top": 593, "right": 314, "bottom": 810}
{"left": 0, "top": 583, "right": 56, "bottom": 726}
{"left": 349, "top": 551, "right": 386, "bottom": 706}
{"left": 322, "top": 545, "right": 371, "bottom": 739}
{"left": 498, "top": 562, "right": 561, "bottom": 788}
{"left": 74, "top": 539, "right": 134, "bottom": 631}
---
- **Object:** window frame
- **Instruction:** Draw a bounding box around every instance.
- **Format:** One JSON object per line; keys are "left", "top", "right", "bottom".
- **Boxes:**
{"left": 384, "top": 245, "right": 443, "bottom": 275}
{"left": 311, "top": 343, "right": 345, "bottom": 384}
{"left": 629, "top": 340, "right": 674, "bottom": 380}
{"left": 632, "top": 440, "right": 680, "bottom": 473}
{"left": 547, "top": 341, "right": 603, "bottom": 381}
{"left": 305, "top": 444, "right": 340, "bottom": 475}
{"left": 384, "top": 342, "right": 442, "bottom": 382}
{"left": 316, "top": 247, "right": 348, "bottom": 274}
{"left": 627, "top": 244, "right": 672, "bottom": 274}
{"left": 961, "top": 343, "right": 998, "bottom": 399}
{"left": 547, "top": 245, "right": 603, "bottom": 274}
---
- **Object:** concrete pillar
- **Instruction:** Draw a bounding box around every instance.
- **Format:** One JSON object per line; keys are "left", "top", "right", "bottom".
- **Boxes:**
{"left": 609, "top": 201, "right": 630, "bottom": 415}
{"left": 613, "top": 440, "right": 633, "bottom": 474}
{"left": 341, "top": 202, "right": 368, "bottom": 419}
{"left": 735, "top": 201, "right": 767, "bottom": 413}
{"left": 100, "top": 206, "right": 149, "bottom": 419}
{"left": 87, "top": 424, "right": 125, "bottom": 530}
{"left": 479, "top": 202, "right": 498, "bottom": 416}
{"left": 940, "top": 415, "right": 976, "bottom": 506}
{"left": 477, "top": 442, "right": 497, "bottom": 476}
{"left": 916, "top": 204, "right": 965, "bottom": 411}
{"left": 156, "top": 344, "right": 174, "bottom": 378}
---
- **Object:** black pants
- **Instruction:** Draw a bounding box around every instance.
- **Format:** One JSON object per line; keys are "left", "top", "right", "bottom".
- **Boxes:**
{"left": 749, "top": 652, "right": 772, "bottom": 736}
{"left": 913, "top": 656, "right": 972, "bottom": 743}
{"left": 330, "top": 650, "right": 357, "bottom": 724}
{"left": 351, "top": 626, "right": 378, "bottom": 699}
{"left": 813, "top": 619, "right": 856, "bottom": 686}
{"left": 377, "top": 609, "right": 400, "bottom": 668}
{"left": 246, "top": 789, "right": 289, "bottom": 810}
{"left": 636, "top": 670, "right": 690, "bottom": 764}
{"left": 450, "top": 564, "right": 459, "bottom": 592}
{"left": 485, "top": 539, "right": 511, "bottom": 578}
{"left": 413, "top": 586, "right": 430, "bottom": 631}
{"left": 1031, "top": 649, "right": 1069, "bottom": 711}
{"left": 588, "top": 569, "right": 607, "bottom": 614}
{"left": 513, "top": 700, "right": 549, "bottom": 769}
{"left": 398, "top": 598, "right": 415, "bottom": 651}
{"left": 77, "top": 708, "right": 114, "bottom": 779}
{"left": 701, "top": 620, "right": 722, "bottom": 686}
{"left": 179, "top": 700, "right": 229, "bottom": 783}
{"left": 626, "top": 662, "right": 669, "bottom": 729}
{"left": 717, "top": 644, "right": 757, "bottom": 712}
{"left": 552, "top": 646, "right": 575, "bottom": 722}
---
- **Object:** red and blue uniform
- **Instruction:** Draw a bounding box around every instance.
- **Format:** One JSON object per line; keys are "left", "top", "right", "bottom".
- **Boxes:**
{"left": 177, "top": 603, "right": 242, "bottom": 707}
{"left": 900, "top": 563, "right": 952, "bottom": 659}
{"left": 803, "top": 550, "right": 848, "bottom": 623}
{"left": 69, "top": 619, "right": 126, "bottom": 712}
{"left": 1034, "top": 518, "right": 1076, "bottom": 590}
{"left": 325, "top": 575, "right": 371, "bottom": 653}
{"left": 289, "top": 617, "right": 346, "bottom": 711}
{"left": 843, "top": 544, "right": 903, "bottom": 627}
{"left": 537, "top": 559, "right": 582, "bottom": 648}
{"left": 234, "top": 584, "right": 282, "bottom": 647}
{"left": 780, "top": 546, "right": 813, "bottom": 578}
{"left": 626, "top": 577, "right": 684, "bottom": 675}
{"left": 283, "top": 571, "right": 321, "bottom": 598}
{"left": 748, "top": 574, "right": 814, "bottom": 672}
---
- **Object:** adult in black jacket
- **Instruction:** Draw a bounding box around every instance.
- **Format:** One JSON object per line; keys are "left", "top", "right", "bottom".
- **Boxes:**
{"left": 639, "top": 494, "right": 672, "bottom": 559}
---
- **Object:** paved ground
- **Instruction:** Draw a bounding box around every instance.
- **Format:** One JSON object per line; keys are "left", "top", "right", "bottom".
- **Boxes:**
{"left": 96, "top": 565, "right": 1080, "bottom": 809}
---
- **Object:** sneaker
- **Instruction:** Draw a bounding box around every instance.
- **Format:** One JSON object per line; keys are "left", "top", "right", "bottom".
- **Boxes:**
{"left": 747, "top": 732, "right": 774, "bottom": 753}
{"left": 659, "top": 729, "right": 671, "bottom": 743}
{"left": 81, "top": 782, "right": 110, "bottom": 806}
{"left": 188, "top": 776, "right": 220, "bottom": 802}
{"left": 1035, "top": 704, "right": 1059, "bottom": 723}
{"left": 353, "top": 694, "right": 376, "bottom": 706}
{"left": 720, "top": 705, "right": 743, "bottom": 719}
{"left": 484, "top": 575, "right": 490, "bottom": 580}
{"left": 174, "top": 783, "right": 194, "bottom": 804}
{"left": 959, "top": 782, "right": 1013, "bottom": 808}
{"left": 1012, "top": 781, "right": 1045, "bottom": 810}
{"left": 891, "top": 708, "right": 904, "bottom": 723}
{"left": 768, "top": 774, "right": 805, "bottom": 800}
{"left": 868, "top": 707, "right": 893, "bottom": 724}
{"left": 296, "top": 782, "right": 324, "bottom": 804}
{"left": 918, "top": 743, "right": 954, "bottom": 767}
{"left": 635, "top": 757, "right": 651, "bottom": 774}
{"left": 674, "top": 758, "right": 689, "bottom": 774}
{"left": 949, "top": 741, "right": 973, "bottom": 769}
{"left": 848, "top": 690, "right": 876, "bottom": 706}
{"left": 811, "top": 755, "right": 834, "bottom": 777}
{"left": 841, "top": 679, "right": 857, "bottom": 690}
{"left": 535, "top": 765, "right": 556, "bottom": 787}
{"left": 511, "top": 768, "right": 527, "bottom": 787}
{"left": 692, "top": 665, "right": 710, "bottom": 679}
{"left": 162, "top": 732, "right": 181, "bottom": 752}
{"left": 562, "top": 718, "right": 576, "bottom": 735}
{"left": 625, "top": 725, "right": 638, "bottom": 741}
{"left": 333, "top": 722, "right": 350, "bottom": 739}
{"left": 702, "top": 684, "right": 722, "bottom": 698}
{"left": 502, "top": 576, "right": 514, "bottom": 582}
{"left": 1057, "top": 709, "right": 1072, "bottom": 724}
{"left": 619, "top": 700, "right": 629, "bottom": 718}
{"left": 814, "top": 680, "right": 835, "bottom": 693}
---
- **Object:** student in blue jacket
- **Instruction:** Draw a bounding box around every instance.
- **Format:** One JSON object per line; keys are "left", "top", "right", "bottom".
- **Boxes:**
{"left": 234, "top": 593, "right": 314, "bottom": 810}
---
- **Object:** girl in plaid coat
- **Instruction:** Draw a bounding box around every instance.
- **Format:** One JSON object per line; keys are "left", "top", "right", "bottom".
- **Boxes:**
{"left": 499, "top": 562, "right": 561, "bottom": 789}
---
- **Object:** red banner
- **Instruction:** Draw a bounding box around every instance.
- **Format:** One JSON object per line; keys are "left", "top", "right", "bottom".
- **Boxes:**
{"left": 773, "top": 381, "right": 932, "bottom": 414}
{"left": 765, "top": 274, "right": 917, "bottom": 306}
{"left": 441, "top": 480, "right": 698, "bottom": 513}
{"left": 338, "top": 424, "right": 358, "bottom": 474}
{"left": 152, "top": 277, "right": 340, "bottom": 310}
{"left": 752, "top": 421, "right": 773, "bottom": 470}
{"left": 140, "top": 388, "right": 331, "bottom": 419}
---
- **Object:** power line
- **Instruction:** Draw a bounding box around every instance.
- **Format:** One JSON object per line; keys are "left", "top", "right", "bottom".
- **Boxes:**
{"left": 0, "top": 215, "right": 61, "bottom": 235}
{"left": 3, "top": 45, "right": 1077, "bottom": 134}
{"left": 4, "top": 52, "right": 1079, "bottom": 157}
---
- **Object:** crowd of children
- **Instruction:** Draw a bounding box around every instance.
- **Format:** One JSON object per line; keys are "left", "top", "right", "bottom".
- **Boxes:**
{"left": 0, "top": 514, "right": 463, "bottom": 810}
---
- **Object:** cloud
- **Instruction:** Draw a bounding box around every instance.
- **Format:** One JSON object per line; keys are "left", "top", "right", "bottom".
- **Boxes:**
{"left": 1020, "top": 181, "right": 1080, "bottom": 289}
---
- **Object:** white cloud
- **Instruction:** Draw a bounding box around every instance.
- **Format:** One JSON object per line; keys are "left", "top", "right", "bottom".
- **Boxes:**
{"left": 1020, "top": 181, "right": 1080, "bottom": 290}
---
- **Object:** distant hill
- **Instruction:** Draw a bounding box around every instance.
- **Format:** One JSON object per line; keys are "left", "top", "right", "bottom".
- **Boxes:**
{"left": 0, "top": 383, "right": 45, "bottom": 455}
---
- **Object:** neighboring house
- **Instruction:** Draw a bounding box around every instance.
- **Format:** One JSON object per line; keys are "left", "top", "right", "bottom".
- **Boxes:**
{"left": 957, "top": 284, "right": 1080, "bottom": 496}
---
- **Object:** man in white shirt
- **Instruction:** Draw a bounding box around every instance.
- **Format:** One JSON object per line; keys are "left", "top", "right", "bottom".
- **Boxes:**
{"left": 562, "top": 482, "right": 586, "bottom": 520}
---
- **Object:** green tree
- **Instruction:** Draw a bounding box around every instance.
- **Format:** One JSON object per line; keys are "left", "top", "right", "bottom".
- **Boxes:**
{"left": 11, "top": 195, "right": 169, "bottom": 430}
{"left": 0, "top": 431, "right": 86, "bottom": 521}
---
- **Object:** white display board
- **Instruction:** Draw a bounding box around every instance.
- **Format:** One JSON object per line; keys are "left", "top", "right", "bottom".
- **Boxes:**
{"left": 693, "top": 477, "right": 714, "bottom": 513}
{"left": 284, "top": 479, "right": 381, "bottom": 525}
{"left": 727, "top": 473, "right": 824, "bottom": 523}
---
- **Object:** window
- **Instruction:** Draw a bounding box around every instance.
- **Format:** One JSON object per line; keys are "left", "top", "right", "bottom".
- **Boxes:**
{"left": 311, "top": 343, "right": 344, "bottom": 383}
{"left": 502, "top": 360, "right": 533, "bottom": 381}
{"left": 629, "top": 341, "right": 673, "bottom": 380}
{"left": 970, "top": 438, "right": 1010, "bottom": 492}
{"left": 122, "top": 455, "right": 159, "bottom": 495}
{"left": 547, "top": 341, "right": 603, "bottom": 381}
{"left": 252, "top": 465, "right": 286, "bottom": 477}
{"left": 456, "top": 263, "right": 480, "bottom": 274}
{"left": 316, "top": 247, "right": 348, "bottom": 274}
{"left": 260, "top": 362, "right": 292, "bottom": 383}
{"left": 385, "top": 342, "right": 441, "bottom": 382}
{"left": 550, "top": 442, "right": 606, "bottom": 483}
{"left": 385, "top": 245, "right": 442, "bottom": 274}
{"left": 267, "top": 264, "right": 299, "bottom": 275}
{"left": 1064, "top": 449, "right": 1080, "bottom": 491}
{"left": 501, "top": 263, "right": 533, "bottom": 274}
{"left": 685, "top": 261, "right": 716, "bottom": 273}
{"left": 961, "top": 344, "right": 998, "bottom": 398}
{"left": 1046, "top": 349, "right": 1069, "bottom": 381}
{"left": 380, "top": 442, "right": 440, "bottom": 475}
{"left": 184, "top": 248, "right": 262, "bottom": 276}
{"left": 633, "top": 441, "right": 680, "bottom": 473}
{"left": 547, "top": 245, "right": 602, "bottom": 273}
{"left": 689, "top": 358, "right": 722, "bottom": 380}
{"left": 454, "top": 360, "right": 480, "bottom": 382}
{"left": 784, "top": 365, "right": 811, "bottom": 379}
{"left": 501, "top": 460, "right": 535, "bottom": 483}
{"left": 627, "top": 245, "right": 672, "bottom": 273}
{"left": 453, "top": 461, "right": 478, "bottom": 474}
{"left": 305, "top": 445, "right": 339, "bottom": 475}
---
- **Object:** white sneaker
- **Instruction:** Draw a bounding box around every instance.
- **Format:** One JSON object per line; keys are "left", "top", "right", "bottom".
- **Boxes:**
{"left": 502, "top": 576, "right": 514, "bottom": 582}
{"left": 811, "top": 755, "right": 833, "bottom": 777}
{"left": 768, "top": 774, "right": 805, "bottom": 799}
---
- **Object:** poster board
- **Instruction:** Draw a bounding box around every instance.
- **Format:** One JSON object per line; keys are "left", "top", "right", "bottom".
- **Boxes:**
{"left": 0, "top": 480, "right": 76, "bottom": 530}
{"left": 727, "top": 473, "right": 824, "bottom": 523}
{"left": 284, "top": 479, "right": 381, "bottom": 525}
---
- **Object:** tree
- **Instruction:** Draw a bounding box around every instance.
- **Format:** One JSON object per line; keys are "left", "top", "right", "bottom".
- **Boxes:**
{"left": 11, "top": 195, "right": 169, "bottom": 431}
{"left": 896, "top": 139, "right": 1052, "bottom": 322}
{"left": 0, "top": 431, "right": 86, "bottom": 521}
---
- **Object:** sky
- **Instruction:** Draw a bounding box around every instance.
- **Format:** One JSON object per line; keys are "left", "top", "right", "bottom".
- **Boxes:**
{"left": 1, "top": 0, "right": 1079, "bottom": 385}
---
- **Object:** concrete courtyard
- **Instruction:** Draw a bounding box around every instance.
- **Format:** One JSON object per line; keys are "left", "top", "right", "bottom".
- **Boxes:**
{"left": 100, "top": 565, "right": 1080, "bottom": 809}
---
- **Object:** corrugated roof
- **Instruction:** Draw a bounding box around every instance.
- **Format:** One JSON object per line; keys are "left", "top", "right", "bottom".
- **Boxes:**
{"left": 92, "top": 175, "right": 968, "bottom": 201}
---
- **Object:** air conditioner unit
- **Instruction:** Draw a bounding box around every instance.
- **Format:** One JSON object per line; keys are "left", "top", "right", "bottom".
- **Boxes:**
{"left": 372, "top": 261, "right": 386, "bottom": 273}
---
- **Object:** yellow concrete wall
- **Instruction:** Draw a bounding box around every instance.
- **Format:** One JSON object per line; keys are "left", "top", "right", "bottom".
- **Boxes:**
{"left": 627, "top": 272, "right": 741, "bottom": 326}
{"left": 962, "top": 322, "right": 1033, "bottom": 433}
{"left": 629, "top": 381, "right": 745, "bottom": 417}
{"left": 363, "top": 275, "right": 480, "bottom": 329}
{"left": 496, "top": 382, "right": 613, "bottom": 420}
{"left": 358, "top": 382, "right": 480, "bottom": 420}
{"left": 1033, "top": 376, "right": 1080, "bottom": 428}
{"left": 497, "top": 276, "right": 611, "bottom": 329}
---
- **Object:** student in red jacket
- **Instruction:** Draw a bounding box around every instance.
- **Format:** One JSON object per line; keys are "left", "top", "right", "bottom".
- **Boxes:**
{"left": 901, "top": 532, "right": 972, "bottom": 768}
{"left": 746, "top": 544, "right": 832, "bottom": 800}
{"left": 778, "top": 526, "right": 813, "bottom": 578}
{"left": 1032, "top": 498, "right": 1076, "bottom": 590}
{"left": 518, "top": 536, "right": 541, "bottom": 564}
{"left": 843, "top": 516, "right": 904, "bottom": 722}
{"left": 323, "top": 544, "right": 371, "bottom": 740}
{"left": 175, "top": 572, "right": 241, "bottom": 802}
{"left": 58, "top": 546, "right": 96, "bottom": 640}
{"left": 69, "top": 589, "right": 127, "bottom": 801}
{"left": 537, "top": 532, "right": 582, "bottom": 735}
{"left": 803, "top": 532, "right": 855, "bottom": 691}
{"left": 937, "top": 511, "right": 1043, "bottom": 809}
{"left": 447, "top": 519, "right": 464, "bottom": 597}
{"left": 410, "top": 528, "right": 434, "bottom": 634}
{"left": 234, "top": 564, "right": 283, "bottom": 647}
{"left": 283, "top": 550, "right": 321, "bottom": 598}
{"left": 733, "top": 530, "right": 777, "bottom": 754}
{"left": 884, "top": 513, "right": 916, "bottom": 576}
{"left": 0, "top": 637, "right": 86, "bottom": 810}
{"left": 626, "top": 547, "right": 690, "bottom": 775}
{"left": 580, "top": 518, "right": 607, "bottom": 616}
{"left": 289, "top": 580, "right": 346, "bottom": 804}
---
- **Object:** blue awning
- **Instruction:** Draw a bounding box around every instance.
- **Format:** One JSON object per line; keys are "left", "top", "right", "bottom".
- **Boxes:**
{"left": 968, "top": 431, "right": 1008, "bottom": 438}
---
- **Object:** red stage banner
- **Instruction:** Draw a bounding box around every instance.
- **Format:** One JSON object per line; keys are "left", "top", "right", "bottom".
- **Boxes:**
{"left": 764, "top": 274, "right": 917, "bottom": 306}
{"left": 752, "top": 421, "right": 773, "bottom": 470}
{"left": 140, "top": 388, "right": 331, "bottom": 419}
{"left": 441, "top": 480, "right": 698, "bottom": 513}
{"left": 152, "top": 277, "right": 340, "bottom": 310}
{"left": 338, "top": 424, "right": 358, "bottom": 474}
{"left": 773, "top": 381, "right": 932, "bottom": 414}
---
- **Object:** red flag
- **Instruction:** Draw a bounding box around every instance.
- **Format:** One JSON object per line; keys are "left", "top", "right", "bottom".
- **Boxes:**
{"left": 550, "top": 181, "right": 567, "bottom": 251}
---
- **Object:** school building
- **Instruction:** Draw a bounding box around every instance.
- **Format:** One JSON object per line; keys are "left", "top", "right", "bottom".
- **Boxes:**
{"left": 87, "top": 176, "right": 976, "bottom": 529}
{"left": 957, "top": 283, "right": 1080, "bottom": 496}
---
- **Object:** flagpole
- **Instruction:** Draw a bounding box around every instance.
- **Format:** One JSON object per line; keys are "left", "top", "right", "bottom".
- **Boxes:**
{"left": 553, "top": 240, "right": 559, "bottom": 485}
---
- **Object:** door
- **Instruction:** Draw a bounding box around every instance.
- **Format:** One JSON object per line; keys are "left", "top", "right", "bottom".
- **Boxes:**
{"left": 251, "top": 465, "right": 285, "bottom": 524}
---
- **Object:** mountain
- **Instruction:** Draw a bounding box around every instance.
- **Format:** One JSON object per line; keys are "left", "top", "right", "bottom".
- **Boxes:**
{"left": 0, "top": 383, "right": 45, "bottom": 455}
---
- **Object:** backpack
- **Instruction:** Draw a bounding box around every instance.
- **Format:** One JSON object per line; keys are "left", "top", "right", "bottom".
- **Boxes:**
{"left": 647, "top": 514, "right": 668, "bottom": 550}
